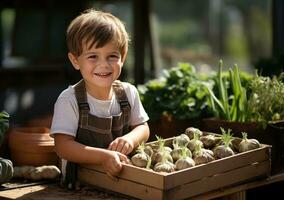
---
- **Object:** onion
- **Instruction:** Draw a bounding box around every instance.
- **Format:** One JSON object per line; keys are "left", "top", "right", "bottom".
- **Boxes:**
{"left": 200, "top": 134, "right": 220, "bottom": 149}
{"left": 187, "top": 131, "right": 203, "bottom": 152}
{"left": 175, "top": 147, "right": 195, "bottom": 170}
{"left": 144, "top": 145, "right": 154, "bottom": 157}
{"left": 173, "top": 134, "right": 190, "bottom": 147}
{"left": 175, "top": 157, "right": 195, "bottom": 170}
{"left": 131, "top": 142, "right": 151, "bottom": 168}
{"left": 193, "top": 143, "right": 215, "bottom": 165}
{"left": 154, "top": 161, "right": 175, "bottom": 173}
{"left": 171, "top": 147, "right": 192, "bottom": 161}
{"left": 214, "top": 145, "right": 235, "bottom": 159}
{"left": 131, "top": 152, "right": 149, "bottom": 167}
{"left": 152, "top": 150, "right": 173, "bottom": 164}
{"left": 213, "top": 127, "right": 235, "bottom": 159}
{"left": 153, "top": 149, "right": 175, "bottom": 173}
{"left": 238, "top": 132, "right": 260, "bottom": 152}
{"left": 185, "top": 127, "right": 203, "bottom": 140}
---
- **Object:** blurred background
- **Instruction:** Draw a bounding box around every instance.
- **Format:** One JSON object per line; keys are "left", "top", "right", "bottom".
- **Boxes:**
{"left": 0, "top": 0, "right": 283, "bottom": 126}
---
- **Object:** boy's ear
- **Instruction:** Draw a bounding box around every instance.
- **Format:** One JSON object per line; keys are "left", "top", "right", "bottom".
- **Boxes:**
{"left": 68, "top": 52, "right": 80, "bottom": 70}
{"left": 121, "top": 54, "right": 127, "bottom": 65}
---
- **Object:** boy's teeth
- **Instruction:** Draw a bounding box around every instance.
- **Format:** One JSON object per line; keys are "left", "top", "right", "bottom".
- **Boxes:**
{"left": 96, "top": 72, "right": 110, "bottom": 76}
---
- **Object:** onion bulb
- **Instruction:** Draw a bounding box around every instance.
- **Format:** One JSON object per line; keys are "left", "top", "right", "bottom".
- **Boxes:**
{"left": 238, "top": 132, "right": 260, "bottom": 152}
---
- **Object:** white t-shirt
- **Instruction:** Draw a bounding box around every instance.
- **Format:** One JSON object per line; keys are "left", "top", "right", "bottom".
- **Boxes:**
{"left": 50, "top": 81, "right": 149, "bottom": 137}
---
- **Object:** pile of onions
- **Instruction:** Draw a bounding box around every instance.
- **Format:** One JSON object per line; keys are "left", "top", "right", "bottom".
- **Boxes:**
{"left": 130, "top": 127, "right": 261, "bottom": 173}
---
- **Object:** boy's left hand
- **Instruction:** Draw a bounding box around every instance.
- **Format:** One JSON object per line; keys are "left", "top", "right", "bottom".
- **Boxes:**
{"left": 108, "top": 136, "right": 134, "bottom": 155}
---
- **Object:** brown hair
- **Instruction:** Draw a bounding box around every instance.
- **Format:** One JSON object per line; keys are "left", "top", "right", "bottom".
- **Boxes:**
{"left": 66, "top": 9, "right": 129, "bottom": 58}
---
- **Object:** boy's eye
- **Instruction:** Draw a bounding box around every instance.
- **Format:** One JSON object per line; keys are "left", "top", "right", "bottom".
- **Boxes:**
{"left": 88, "top": 55, "right": 97, "bottom": 59}
{"left": 110, "top": 55, "right": 119, "bottom": 59}
{"left": 109, "top": 55, "right": 121, "bottom": 61}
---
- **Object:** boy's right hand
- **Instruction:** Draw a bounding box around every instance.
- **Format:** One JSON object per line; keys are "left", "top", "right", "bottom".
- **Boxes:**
{"left": 102, "top": 150, "right": 130, "bottom": 179}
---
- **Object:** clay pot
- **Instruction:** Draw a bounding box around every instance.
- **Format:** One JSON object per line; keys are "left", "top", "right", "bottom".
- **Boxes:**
{"left": 26, "top": 115, "right": 53, "bottom": 128}
{"left": 201, "top": 118, "right": 266, "bottom": 137}
{"left": 8, "top": 127, "right": 58, "bottom": 166}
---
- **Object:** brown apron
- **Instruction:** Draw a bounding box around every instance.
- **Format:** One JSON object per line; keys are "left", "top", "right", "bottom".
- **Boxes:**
{"left": 65, "top": 79, "right": 131, "bottom": 189}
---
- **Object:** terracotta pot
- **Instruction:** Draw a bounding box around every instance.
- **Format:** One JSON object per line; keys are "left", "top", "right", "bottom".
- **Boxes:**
{"left": 200, "top": 118, "right": 266, "bottom": 137}
{"left": 8, "top": 127, "right": 58, "bottom": 166}
{"left": 26, "top": 115, "right": 53, "bottom": 128}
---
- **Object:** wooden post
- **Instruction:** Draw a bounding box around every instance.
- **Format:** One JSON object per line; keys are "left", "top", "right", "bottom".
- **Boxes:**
{"left": 272, "top": 0, "right": 284, "bottom": 56}
{"left": 133, "top": 0, "right": 157, "bottom": 84}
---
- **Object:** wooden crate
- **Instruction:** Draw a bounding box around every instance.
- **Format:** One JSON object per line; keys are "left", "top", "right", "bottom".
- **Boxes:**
{"left": 78, "top": 136, "right": 271, "bottom": 200}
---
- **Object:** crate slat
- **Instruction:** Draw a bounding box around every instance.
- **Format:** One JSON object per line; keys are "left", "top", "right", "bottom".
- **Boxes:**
{"left": 164, "top": 160, "right": 270, "bottom": 200}
{"left": 78, "top": 166, "right": 163, "bottom": 200}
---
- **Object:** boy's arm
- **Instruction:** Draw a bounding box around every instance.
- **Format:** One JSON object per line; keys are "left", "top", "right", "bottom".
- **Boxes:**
{"left": 127, "top": 122, "right": 150, "bottom": 147}
{"left": 54, "top": 134, "right": 129, "bottom": 176}
{"left": 108, "top": 122, "right": 150, "bottom": 155}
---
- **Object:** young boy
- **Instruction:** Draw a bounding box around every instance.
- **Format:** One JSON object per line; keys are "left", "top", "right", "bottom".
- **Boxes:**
{"left": 50, "top": 9, "right": 150, "bottom": 188}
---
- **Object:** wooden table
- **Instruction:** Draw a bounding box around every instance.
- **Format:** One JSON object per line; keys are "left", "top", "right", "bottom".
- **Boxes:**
{"left": 0, "top": 182, "right": 129, "bottom": 200}
{"left": 1, "top": 173, "right": 284, "bottom": 200}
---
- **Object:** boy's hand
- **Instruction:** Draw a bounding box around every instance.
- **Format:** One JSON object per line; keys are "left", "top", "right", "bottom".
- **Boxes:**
{"left": 102, "top": 151, "right": 130, "bottom": 179}
{"left": 108, "top": 136, "right": 134, "bottom": 155}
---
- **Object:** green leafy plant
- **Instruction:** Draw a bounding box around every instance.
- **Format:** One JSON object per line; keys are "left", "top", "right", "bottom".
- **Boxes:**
{"left": 138, "top": 62, "right": 212, "bottom": 122}
{"left": 0, "top": 111, "right": 9, "bottom": 147}
{"left": 203, "top": 60, "right": 251, "bottom": 122}
{"left": 247, "top": 73, "right": 284, "bottom": 127}
{"left": 203, "top": 60, "right": 284, "bottom": 129}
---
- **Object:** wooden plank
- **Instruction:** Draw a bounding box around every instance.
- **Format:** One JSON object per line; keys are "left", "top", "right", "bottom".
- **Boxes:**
{"left": 0, "top": 182, "right": 128, "bottom": 200}
{"left": 78, "top": 167, "right": 164, "bottom": 200}
{"left": 0, "top": 185, "right": 48, "bottom": 199}
{"left": 81, "top": 164, "right": 165, "bottom": 189}
{"left": 0, "top": 180, "right": 56, "bottom": 191}
{"left": 164, "top": 160, "right": 270, "bottom": 200}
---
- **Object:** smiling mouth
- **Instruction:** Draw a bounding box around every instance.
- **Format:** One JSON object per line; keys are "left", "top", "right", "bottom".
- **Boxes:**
{"left": 94, "top": 72, "right": 112, "bottom": 77}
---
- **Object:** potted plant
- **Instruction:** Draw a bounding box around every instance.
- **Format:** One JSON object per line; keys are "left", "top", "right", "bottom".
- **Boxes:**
{"left": 202, "top": 60, "right": 284, "bottom": 130}
{"left": 201, "top": 60, "right": 256, "bottom": 135}
{"left": 0, "top": 111, "right": 14, "bottom": 184}
{"left": 201, "top": 60, "right": 284, "bottom": 174}
{"left": 247, "top": 73, "right": 284, "bottom": 127}
{"left": 247, "top": 73, "right": 284, "bottom": 173}
{"left": 139, "top": 62, "right": 212, "bottom": 140}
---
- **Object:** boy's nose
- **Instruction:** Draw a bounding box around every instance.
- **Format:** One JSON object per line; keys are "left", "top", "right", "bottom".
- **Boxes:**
{"left": 97, "top": 58, "right": 110, "bottom": 67}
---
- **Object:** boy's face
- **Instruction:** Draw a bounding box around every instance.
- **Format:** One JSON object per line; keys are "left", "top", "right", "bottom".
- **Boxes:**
{"left": 68, "top": 41, "right": 124, "bottom": 90}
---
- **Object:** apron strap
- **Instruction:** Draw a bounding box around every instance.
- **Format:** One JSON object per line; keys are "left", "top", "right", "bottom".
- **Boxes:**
{"left": 74, "top": 80, "right": 89, "bottom": 129}
{"left": 112, "top": 80, "right": 131, "bottom": 127}
{"left": 65, "top": 79, "right": 89, "bottom": 190}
